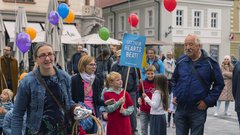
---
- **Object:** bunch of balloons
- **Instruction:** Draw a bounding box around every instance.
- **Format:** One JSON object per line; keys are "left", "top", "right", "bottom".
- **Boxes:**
{"left": 48, "top": 3, "right": 75, "bottom": 25}
{"left": 16, "top": 26, "right": 37, "bottom": 53}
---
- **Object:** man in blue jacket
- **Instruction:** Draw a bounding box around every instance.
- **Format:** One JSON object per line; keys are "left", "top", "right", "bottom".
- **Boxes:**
{"left": 172, "top": 34, "right": 224, "bottom": 135}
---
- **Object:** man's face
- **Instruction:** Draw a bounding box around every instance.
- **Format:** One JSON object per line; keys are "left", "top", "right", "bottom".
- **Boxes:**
{"left": 77, "top": 45, "right": 83, "bottom": 53}
{"left": 184, "top": 36, "right": 200, "bottom": 59}
{"left": 4, "top": 47, "right": 11, "bottom": 57}
{"left": 147, "top": 50, "right": 155, "bottom": 59}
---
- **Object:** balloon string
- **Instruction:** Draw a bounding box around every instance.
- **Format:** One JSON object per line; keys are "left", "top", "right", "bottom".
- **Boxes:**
{"left": 128, "top": 0, "right": 133, "bottom": 33}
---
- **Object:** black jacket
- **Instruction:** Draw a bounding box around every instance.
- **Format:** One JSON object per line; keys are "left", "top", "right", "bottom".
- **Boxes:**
{"left": 71, "top": 74, "right": 104, "bottom": 117}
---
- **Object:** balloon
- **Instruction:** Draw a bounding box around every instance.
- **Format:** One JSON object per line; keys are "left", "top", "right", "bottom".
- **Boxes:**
{"left": 19, "top": 72, "right": 28, "bottom": 81}
{"left": 164, "top": 0, "right": 177, "bottom": 12}
{"left": 128, "top": 13, "right": 139, "bottom": 27}
{"left": 57, "top": 3, "right": 70, "bottom": 19}
{"left": 48, "top": 11, "right": 59, "bottom": 25}
{"left": 16, "top": 32, "right": 31, "bottom": 53}
{"left": 98, "top": 27, "right": 110, "bottom": 41}
{"left": 64, "top": 9, "right": 75, "bottom": 23}
{"left": 25, "top": 27, "right": 36, "bottom": 40}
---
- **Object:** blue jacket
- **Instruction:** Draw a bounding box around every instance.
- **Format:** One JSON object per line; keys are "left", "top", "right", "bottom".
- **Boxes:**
{"left": 172, "top": 50, "right": 224, "bottom": 109}
{"left": 11, "top": 67, "right": 75, "bottom": 135}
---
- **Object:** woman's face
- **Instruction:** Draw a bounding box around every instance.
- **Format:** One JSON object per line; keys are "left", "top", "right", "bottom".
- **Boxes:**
{"left": 35, "top": 46, "right": 55, "bottom": 71}
{"left": 85, "top": 59, "right": 96, "bottom": 74}
{"left": 224, "top": 58, "right": 230, "bottom": 65}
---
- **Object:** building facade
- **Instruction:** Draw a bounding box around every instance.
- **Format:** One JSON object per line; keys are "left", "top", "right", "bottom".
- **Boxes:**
{"left": 0, "top": 0, "right": 104, "bottom": 70}
{"left": 230, "top": 0, "right": 240, "bottom": 60}
{"left": 100, "top": 0, "right": 232, "bottom": 63}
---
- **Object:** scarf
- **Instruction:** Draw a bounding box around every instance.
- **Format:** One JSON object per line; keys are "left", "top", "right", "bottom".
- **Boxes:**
{"left": 80, "top": 72, "right": 95, "bottom": 83}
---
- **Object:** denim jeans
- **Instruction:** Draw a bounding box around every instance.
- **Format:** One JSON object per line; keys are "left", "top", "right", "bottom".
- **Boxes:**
{"left": 140, "top": 111, "right": 150, "bottom": 135}
{"left": 175, "top": 107, "right": 207, "bottom": 135}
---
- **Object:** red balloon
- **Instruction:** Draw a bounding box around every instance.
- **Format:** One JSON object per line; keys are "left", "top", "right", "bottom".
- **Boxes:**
{"left": 128, "top": 13, "right": 139, "bottom": 27}
{"left": 164, "top": 0, "right": 177, "bottom": 12}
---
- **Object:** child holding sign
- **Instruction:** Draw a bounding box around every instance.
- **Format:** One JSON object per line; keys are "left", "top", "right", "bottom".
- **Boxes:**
{"left": 137, "top": 65, "right": 156, "bottom": 135}
{"left": 104, "top": 72, "right": 134, "bottom": 135}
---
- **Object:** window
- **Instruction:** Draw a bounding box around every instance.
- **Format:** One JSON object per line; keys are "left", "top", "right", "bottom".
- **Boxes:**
{"left": 118, "top": 14, "right": 126, "bottom": 32}
{"left": 194, "top": 11, "right": 201, "bottom": 27}
{"left": 145, "top": 7, "right": 154, "bottom": 28}
{"left": 211, "top": 12, "right": 217, "bottom": 28}
{"left": 210, "top": 45, "right": 219, "bottom": 62}
{"left": 3, "top": 0, "right": 35, "bottom": 3}
{"left": 148, "top": 10, "right": 153, "bottom": 27}
{"left": 108, "top": 16, "right": 114, "bottom": 32}
{"left": 58, "top": 0, "right": 68, "bottom": 4}
{"left": 176, "top": 10, "right": 183, "bottom": 26}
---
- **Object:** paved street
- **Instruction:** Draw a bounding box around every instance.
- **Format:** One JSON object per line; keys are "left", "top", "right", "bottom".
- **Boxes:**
{"left": 137, "top": 102, "right": 239, "bottom": 135}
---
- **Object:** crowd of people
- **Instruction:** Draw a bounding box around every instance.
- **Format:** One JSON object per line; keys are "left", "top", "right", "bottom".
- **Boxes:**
{"left": 0, "top": 33, "right": 239, "bottom": 135}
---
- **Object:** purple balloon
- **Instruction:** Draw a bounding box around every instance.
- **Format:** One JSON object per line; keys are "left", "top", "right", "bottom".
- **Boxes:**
{"left": 16, "top": 32, "right": 31, "bottom": 53}
{"left": 48, "top": 11, "right": 59, "bottom": 25}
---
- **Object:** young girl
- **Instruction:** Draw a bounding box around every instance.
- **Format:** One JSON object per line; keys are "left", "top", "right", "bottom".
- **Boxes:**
{"left": 104, "top": 72, "right": 134, "bottom": 135}
{"left": 138, "top": 65, "right": 156, "bottom": 135}
{"left": 0, "top": 89, "right": 13, "bottom": 134}
{"left": 142, "top": 74, "right": 168, "bottom": 135}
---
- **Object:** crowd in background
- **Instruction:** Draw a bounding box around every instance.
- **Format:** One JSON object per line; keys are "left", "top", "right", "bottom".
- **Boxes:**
{"left": 0, "top": 33, "right": 239, "bottom": 135}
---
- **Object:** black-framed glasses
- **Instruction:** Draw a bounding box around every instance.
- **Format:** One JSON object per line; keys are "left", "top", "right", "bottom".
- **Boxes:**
{"left": 37, "top": 53, "right": 55, "bottom": 60}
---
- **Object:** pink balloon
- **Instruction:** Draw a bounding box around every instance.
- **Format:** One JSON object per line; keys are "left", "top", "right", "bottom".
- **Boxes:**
{"left": 164, "top": 0, "right": 177, "bottom": 12}
{"left": 128, "top": 13, "right": 139, "bottom": 27}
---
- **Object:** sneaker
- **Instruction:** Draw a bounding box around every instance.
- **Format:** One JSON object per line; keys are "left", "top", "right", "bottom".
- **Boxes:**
{"left": 214, "top": 113, "right": 218, "bottom": 116}
{"left": 133, "top": 131, "right": 140, "bottom": 135}
{"left": 224, "top": 112, "right": 231, "bottom": 116}
{"left": 167, "top": 122, "right": 170, "bottom": 127}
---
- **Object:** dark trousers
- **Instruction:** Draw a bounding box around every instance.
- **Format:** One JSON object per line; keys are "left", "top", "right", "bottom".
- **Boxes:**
{"left": 175, "top": 107, "right": 207, "bottom": 135}
{"left": 129, "top": 91, "right": 138, "bottom": 133}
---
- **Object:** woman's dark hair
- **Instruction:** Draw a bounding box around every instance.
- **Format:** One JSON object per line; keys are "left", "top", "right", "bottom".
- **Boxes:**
{"left": 99, "top": 48, "right": 110, "bottom": 58}
{"left": 154, "top": 74, "right": 169, "bottom": 111}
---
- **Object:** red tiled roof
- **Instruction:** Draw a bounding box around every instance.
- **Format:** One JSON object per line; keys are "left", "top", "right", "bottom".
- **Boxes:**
{"left": 95, "top": 0, "right": 128, "bottom": 8}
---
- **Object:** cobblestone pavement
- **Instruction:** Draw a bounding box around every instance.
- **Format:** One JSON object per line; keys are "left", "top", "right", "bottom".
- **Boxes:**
{"left": 137, "top": 101, "right": 239, "bottom": 135}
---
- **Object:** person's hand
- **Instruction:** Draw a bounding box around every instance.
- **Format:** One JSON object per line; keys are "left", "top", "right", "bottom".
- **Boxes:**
{"left": 105, "top": 98, "right": 116, "bottom": 105}
{"left": 0, "top": 106, "right": 5, "bottom": 114}
{"left": 142, "top": 93, "right": 147, "bottom": 98}
{"left": 172, "top": 97, "right": 177, "bottom": 105}
{"left": 119, "top": 97, "right": 125, "bottom": 105}
{"left": 197, "top": 100, "right": 208, "bottom": 110}
{"left": 102, "top": 112, "right": 108, "bottom": 120}
{"left": 138, "top": 98, "right": 142, "bottom": 105}
{"left": 120, "top": 106, "right": 125, "bottom": 114}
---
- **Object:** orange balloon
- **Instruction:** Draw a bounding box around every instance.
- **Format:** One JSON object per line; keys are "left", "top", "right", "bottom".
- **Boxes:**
{"left": 19, "top": 72, "right": 28, "bottom": 81}
{"left": 64, "top": 9, "right": 75, "bottom": 23}
{"left": 25, "top": 27, "right": 37, "bottom": 40}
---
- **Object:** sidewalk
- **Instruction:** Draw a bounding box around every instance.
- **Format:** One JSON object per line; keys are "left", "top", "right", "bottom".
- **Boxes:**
{"left": 137, "top": 101, "right": 239, "bottom": 135}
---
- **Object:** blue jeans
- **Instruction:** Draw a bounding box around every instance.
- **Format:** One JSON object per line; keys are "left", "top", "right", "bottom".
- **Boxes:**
{"left": 140, "top": 111, "right": 150, "bottom": 135}
{"left": 175, "top": 107, "right": 207, "bottom": 135}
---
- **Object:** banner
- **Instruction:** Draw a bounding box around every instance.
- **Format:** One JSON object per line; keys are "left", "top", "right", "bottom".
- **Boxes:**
{"left": 120, "top": 33, "right": 146, "bottom": 68}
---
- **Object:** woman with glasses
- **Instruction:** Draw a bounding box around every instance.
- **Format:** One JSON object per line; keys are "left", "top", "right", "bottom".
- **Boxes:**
{"left": 11, "top": 42, "right": 77, "bottom": 134}
{"left": 71, "top": 55, "right": 104, "bottom": 133}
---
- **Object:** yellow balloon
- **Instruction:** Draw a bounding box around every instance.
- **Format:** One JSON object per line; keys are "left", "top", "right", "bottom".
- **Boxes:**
{"left": 64, "top": 9, "right": 75, "bottom": 23}
{"left": 25, "top": 27, "right": 37, "bottom": 40}
{"left": 19, "top": 72, "right": 28, "bottom": 81}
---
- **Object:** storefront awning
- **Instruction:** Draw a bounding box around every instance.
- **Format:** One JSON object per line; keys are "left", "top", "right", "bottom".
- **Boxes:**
{"left": 4, "top": 21, "right": 44, "bottom": 43}
{"left": 62, "top": 24, "right": 82, "bottom": 44}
